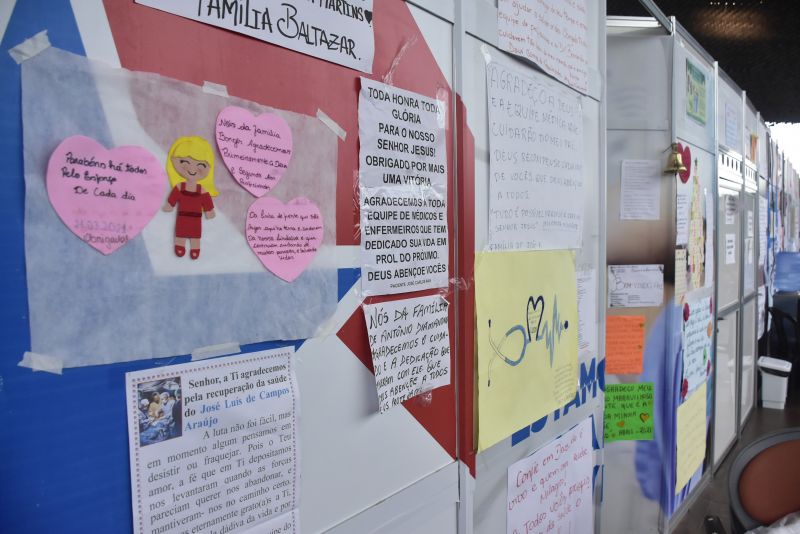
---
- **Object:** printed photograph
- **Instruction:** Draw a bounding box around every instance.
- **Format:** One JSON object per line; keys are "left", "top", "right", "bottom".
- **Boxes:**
{"left": 136, "top": 377, "right": 182, "bottom": 447}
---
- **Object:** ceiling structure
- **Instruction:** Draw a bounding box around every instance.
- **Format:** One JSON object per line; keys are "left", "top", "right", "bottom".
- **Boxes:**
{"left": 607, "top": 0, "right": 800, "bottom": 122}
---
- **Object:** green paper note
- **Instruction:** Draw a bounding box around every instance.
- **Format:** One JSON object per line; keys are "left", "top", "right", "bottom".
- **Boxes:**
{"left": 604, "top": 383, "right": 654, "bottom": 442}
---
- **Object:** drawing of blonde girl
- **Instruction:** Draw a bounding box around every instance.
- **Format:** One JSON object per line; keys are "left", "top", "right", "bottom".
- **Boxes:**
{"left": 163, "top": 136, "right": 218, "bottom": 260}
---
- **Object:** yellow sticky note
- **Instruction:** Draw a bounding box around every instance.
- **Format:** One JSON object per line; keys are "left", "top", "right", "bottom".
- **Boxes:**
{"left": 476, "top": 250, "right": 579, "bottom": 451}
{"left": 605, "top": 315, "right": 645, "bottom": 375}
{"left": 675, "top": 381, "right": 707, "bottom": 494}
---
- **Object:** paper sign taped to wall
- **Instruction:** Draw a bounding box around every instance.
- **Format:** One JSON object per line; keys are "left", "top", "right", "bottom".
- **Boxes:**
{"left": 608, "top": 265, "right": 664, "bottom": 308}
{"left": 604, "top": 383, "right": 654, "bottom": 442}
{"left": 676, "top": 381, "right": 707, "bottom": 494}
{"left": 363, "top": 295, "right": 451, "bottom": 412}
{"left": 125, "top": 348, "right": 299, "bottom": 534}
{"left": 605, "top": 315, "right": 645, "bottom": 375}
{"left": 620, "top": 159, "right": 661, "bottom": 220}
{"left": 507, "top": 418, "right": 594, "bottom": 534}
{"left": 577, "top": 269, "right": 598, "bottom": 358}
{"left": 476, "top": 250, "right": 578, "bottom": 451}
{"left": 135, "top": 0, "right": 375, "bottom": 73}
{"left": 682, "top": 296, "right": 713, "bottom": 396}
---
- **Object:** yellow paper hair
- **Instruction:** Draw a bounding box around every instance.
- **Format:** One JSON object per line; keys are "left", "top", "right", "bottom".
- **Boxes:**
{"left": 166, "top": 136, "right": 218, "bottom": 197}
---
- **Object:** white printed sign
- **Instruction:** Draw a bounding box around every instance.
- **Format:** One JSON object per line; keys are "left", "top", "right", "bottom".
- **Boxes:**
{"left": 126, "top": 348, "right": 299, "bottom": 534}
{"left": 676, "top": 178, "right": 690, "bottom": 245}
{"left": 136, "top": 0, "right": 375, "bottom": 73}
{"left": 497, "top": 0, "right": 590, "bottom": 94}
{"left": 363, "top": 295, "right": 451, "bottom": 412}
{"left": 507, "top": 418, "right": 594, "bottom": 534}
{"left": 621, "top": 160, "right": 661, "bottom": 220}
{"left": 359, "top": 77, "right": 447, "bottom": 190}
{"left": 577, "top": 268, "right": 597, "bottom": 358}
{"left": 725, "top": 233, "right": 736, "bottom": 264}
{"left": 682, "top": 296, "right": 712, "bottom": 395}
{"left": 486, "top": 59, "right": 584, "bottom": 251}
{"left": 359, "top": 78, "right": 449, "bottom": 296}
{"left": 608, "top": 264, "right": 664, "bottom": 308}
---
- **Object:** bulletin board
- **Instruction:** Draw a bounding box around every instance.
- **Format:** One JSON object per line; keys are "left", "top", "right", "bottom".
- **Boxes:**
{"left": 0, "top": 1, "right": 465, "bottom": 533}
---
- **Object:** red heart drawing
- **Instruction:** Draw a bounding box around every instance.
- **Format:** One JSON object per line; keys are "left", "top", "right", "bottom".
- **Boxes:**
{"left": 678, "top": 143, "right": 691, "bottom": 183}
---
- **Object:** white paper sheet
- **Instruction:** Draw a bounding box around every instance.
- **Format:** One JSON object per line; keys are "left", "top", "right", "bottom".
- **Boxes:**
{"left": 576, "top": 269, "right": 598, "bottom": 358}
{"left": 358, "top": 78, "right": 449, "bottom": 296}
{"left": 725, "top": 195, "right": 737, "bottom": 225}
{"left": 682, "top": 296, "right": 712, "bottom": 395}
{"left": 497, "top": 0, "right": 590, "bottom": 94}
{"left": 135, "top": 0, "right": 375, "bottom": 73}
{"left": 506, "top": 417, "right": 594, "bottom": 534}
{"left": 125, "top": 348, "right": 299, "bottom": 534}
{"left": 620, "top": 160, "right": 661, "bottom": 220}
{"left": 725, "top": 233, "right": 736, "bottom": 264}
{"left": 759, "top": 196, "right": 768, "bottom": 269}
{"left": 675, "top": 248, "right": 688, "bottom": 302}
{"left": 608, "top": 265, "right": 664, "bottom": 308}
{"left": 676, "top": 178, "right": 690, "bottom": 245}
{"left": 21, "top": 47, "right": 338, "bottom": 367}
{"left": 363, "top": 295, "right": 451, "bottom": 412}
{"left": 724, "top": 102, "right": 739, "bottom": 150}
{"left": 486, "top": 58, "right": 584, "bottom": 251}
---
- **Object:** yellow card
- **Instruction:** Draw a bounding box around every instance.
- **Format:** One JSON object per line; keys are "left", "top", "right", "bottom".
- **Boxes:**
{"left": 476, "top": 250, "right": 579, "bottom": 451}
{"left": 675, "top": 381, "right": 707, "bottom": 494}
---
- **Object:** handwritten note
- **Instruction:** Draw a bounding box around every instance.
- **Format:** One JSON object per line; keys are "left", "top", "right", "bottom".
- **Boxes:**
{"left": 363, "top": 295, "right": 451, "bottom": 413}
{"left": 725, "top": 233, "right": 736, "bottom": 264}
{"left": 608, "top": 265, "right": 664, "bottom": 308}
{"left": 246, "top": 196, "right": 323, "bottom": 282}
{"left": 486, "top": 59, "right": 584, "bottom": 251}
{"left": 476, "top": 250, "right": 578, "bottom": 451}
{"left": 675, "top": 248, "right": 688, "bottom": 301}
{"left": 724, "top": 102, "right": 739, "bottom": 149}
{"left": 216, "top": 106, "right": 293, "bottom": 197}
{"left": 605, "top": 316, "right": 645, "bottom": 375}
{"left": 725, "top": 195, "right": 737, "bottom": 225}
{"left": 135, "top": 0, "right": 375, "bottom": 73}
{"left": 497, "top": 0, "right": 589, "bottom": 94}
{"left": 676, "top": 177, "right": 691, "bottom": 245}
{"left": 676, "top": 381, "right": 707, "bottom": 494}
{"left": 507, "top": 418, "right": 593, "bottom": 534}
{"left": 604, "top": 383, "right": 654, "bottom": 442}
{"left": 577, "top": 269, "right": 597, "bottom": 358}
{"left": 46, "top": 135, "right": 165, "bottom": 255}
{"left": 621, "top": 160, "right": 661, "bottom": 220}
{"left": 359, "top": 77, "right": 449, "bottom": 296}
{"left": 682, "top": 297, "right": 712, "bottom": 395}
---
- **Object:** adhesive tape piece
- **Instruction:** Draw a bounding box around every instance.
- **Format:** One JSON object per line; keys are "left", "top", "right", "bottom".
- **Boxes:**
{"left": 316, "top": 109, "right": 347, "bottom": 141}
{"left": 191, "top": 342, "right": 241, "bottom": 361}
{"left": 9, "top": 30, "right": 51, "bottom": 64}
{"left": 18, "top": 351, "right": 63, "bottom": 375}
{"left": 202, "top": 81, "right": 229, "bottom": 97}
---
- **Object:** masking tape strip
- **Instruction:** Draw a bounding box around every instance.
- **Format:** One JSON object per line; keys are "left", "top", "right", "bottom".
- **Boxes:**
{"left": 191, "top": 342, "right": 241, "bottom": 361}
{"left": 202, "top": 81, "right": 229, "bottom": 97}
{"left": 18, "top": 351, "right": 64, "bottom": 375}
{"left": 316, "top": 109, "right": 347, "bottom": 141}
{"left": 9, "top": 30, "right": 51, "bottom": 64}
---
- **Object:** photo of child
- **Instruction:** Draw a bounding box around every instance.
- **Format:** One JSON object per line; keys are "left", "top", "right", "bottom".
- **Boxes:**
{"left": 136, "top": 377, "right": 182, "bottom": 447}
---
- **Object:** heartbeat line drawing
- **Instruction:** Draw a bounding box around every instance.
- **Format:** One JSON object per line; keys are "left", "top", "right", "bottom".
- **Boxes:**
{"left": 486, "top": 294, "right": 569, "bottom": 387}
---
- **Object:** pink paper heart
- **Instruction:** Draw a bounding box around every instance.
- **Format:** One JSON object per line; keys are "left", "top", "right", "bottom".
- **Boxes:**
{"left": 246, "top": 196, "right": 323, "bottom": 282}
{"left": 46, "top": 135, "right": 166, "bottom": 255}
{"left": 678, "top": 143, "right": 692, "bottom": 183}
{"left": 216, "top": 106, "right": 293, "bottom": 197}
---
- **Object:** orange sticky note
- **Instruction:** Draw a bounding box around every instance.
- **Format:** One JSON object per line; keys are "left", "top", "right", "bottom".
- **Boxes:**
{"left": 605, "top": 315, "right": 646, "bottom": 374}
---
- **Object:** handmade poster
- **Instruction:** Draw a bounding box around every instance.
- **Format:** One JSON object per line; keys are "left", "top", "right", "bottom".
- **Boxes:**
{"left": 608, "top": 265, "right": 664, "bottom": 308}
{"left": 22, "top": 46, "right": 338, "bottom": 367}
{"left": 675, "top": 248, "right": 688, "bottom": 302}
{"left": 506, "top": 418, "right": 593, "bottom": 534}
{"left": 46, "top": 135, "right": 166, "bottom": 255}
{"left": 604, "top": 383, "right": 654, "bottom": 442}
{"left": 358, "top": 77, "right": 447, "bottom": 190}
{"left": 705, "top": 187, "right": 715, "bottom": 288}
{"left": 135, "top": 0, "right": 375, "bottom": 73}
{"left": 686, "top": 59, "right": 706, "bottom": 125}
{"left": 605, "top": 315, "right": 645, "bottom": 375}
{"left": 497, "top": 0, "right": 589, "bottom": 94}
{"left": 686, "top": 157, "right": 707, "bottom": 290}
{"left": 675, "top": 144, "right": 692, "bottom": 245}
{"left": 486, "top": 58, "right": 584, "bottom": 251}
{"left": 125, "top": 348, "right": 299, "bottom": 534}
{"left": 246, "top": 196, "right": 323, "bottom": 282}
{"left": 358, "top": 78, "right": 449, "bottom": 296}
{"left": 725, "top": 102, "right": 739, "bottom": 150}
{"left": 725, "top": 233, "right": 736, "bottom": 264}
{"left": 682, "top": 296, "right": 713, "bottom": 396}
{"left": 363, "top": 295, "right": 451, "bottom": 413}
{"left": 215, "top": 106, "right": 293, "bottom": 197}
{"left": 476, "top": 250, "right": 578, "bottom": 451}
{"left": 577, "top": 269, "right": 598, "bottom": 358}
{"left": 676, "top": 382, "right": 707, "bottom": 494}
{"left": 620, "top": 160, "right": 661, "bottom": 220}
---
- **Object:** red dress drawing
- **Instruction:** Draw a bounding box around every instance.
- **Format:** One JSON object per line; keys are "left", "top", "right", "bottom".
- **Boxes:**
{"left": 167, "top": 182, "right": 214, "bottom": 238}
